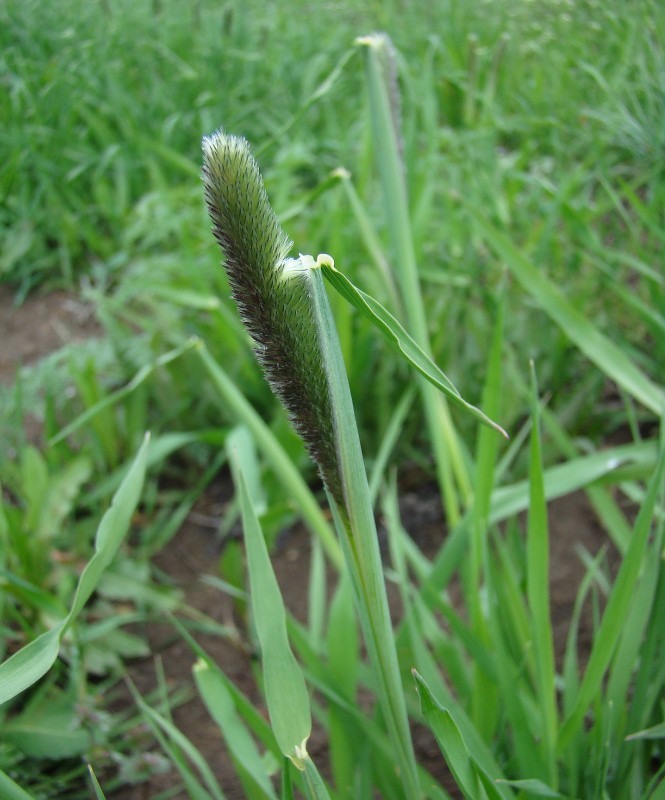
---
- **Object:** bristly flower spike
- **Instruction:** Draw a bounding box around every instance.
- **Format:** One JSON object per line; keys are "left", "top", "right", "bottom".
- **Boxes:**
{"left": 202, "top": 131, "right": 344, "bottom": 504}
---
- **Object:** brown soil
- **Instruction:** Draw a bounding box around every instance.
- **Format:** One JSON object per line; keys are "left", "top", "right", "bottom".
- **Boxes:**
{"left": 0, "top": 288, "right": 619, "bottom": 799}
{"left": 0, "top": 285, "right": 101, "bottom": 385}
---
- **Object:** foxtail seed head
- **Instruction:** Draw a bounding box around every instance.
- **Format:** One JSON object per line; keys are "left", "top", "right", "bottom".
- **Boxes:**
{"left": 202, "top": 131, "right": 343, "bottom": 505}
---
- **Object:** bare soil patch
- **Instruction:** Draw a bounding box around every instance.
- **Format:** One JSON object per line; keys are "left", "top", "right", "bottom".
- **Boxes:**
{"left": 0, "top": 285, "right": 101, "bottom": 385}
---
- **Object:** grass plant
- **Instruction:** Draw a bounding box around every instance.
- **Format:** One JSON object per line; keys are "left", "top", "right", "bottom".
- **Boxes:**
{"left": 196, "top": 120, "right": 663, "bottom": 797}
{"left": 1, "top": 1, "right": 664, "bottom": 797}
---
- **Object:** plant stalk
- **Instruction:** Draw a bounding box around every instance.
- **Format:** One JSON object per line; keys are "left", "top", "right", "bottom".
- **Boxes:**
{"left": 308, "top": 268, "right": 421, "bottom": 798}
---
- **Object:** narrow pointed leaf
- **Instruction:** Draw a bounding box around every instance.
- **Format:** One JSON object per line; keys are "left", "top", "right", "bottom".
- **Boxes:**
{"left": 489, "top": 440, "right": 656, "bottom": 524}
{"left": 132, "top": 687, "right": 225, "bottom": 800}
{"left": 626, "top": 721, "right": 665, "bottom": 741}
{"left": 559, "top": 443, "right": 665, "bottom": 750}
{"left": 49, "top": 341, "right": 196, "bottom": 446}
{"left": 0, "top": 770, "right": 37, "bottom": 800}
{"left": 197, "top": 343, "right": 341, "bottom": 568}
{"left": 302, "top": 755, "right": 333, "bottom": 800}
{"left": 321, "top": 263, "right": 507, "bottom": 437}
{"left": 87, "top": 767, "right": 108, "bottom": 800}
{"left": 194, "top": 660, "right": 278, "bottom": 799}
{"left": 495, "top": 779, "right": 566, "bottom": 797}
{"left": 232, "top": 460, "right": 311, "bottom": 765}
{"left": 526, "top": 368, "right": 557, "bottom": 781}
{"left": 413, "top": 670, "right": 504, "bottom": 800}
{"left": 0, "top": 626, "right": 63, "bottom": 708}
{"left": 67, "top": 433, "right": 150, "bottom": 621}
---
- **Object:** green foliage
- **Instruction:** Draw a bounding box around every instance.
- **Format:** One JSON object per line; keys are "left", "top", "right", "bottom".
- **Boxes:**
{"left": 0, "top": 439, "right": 164, "bottom": 797}
{"left": 192, "top": 53, "right": 664, "bottom": 797}
{"left": 0, "top": 435, "right": 150, "bottom": 705}
{"left": 1, "top": 0, "right": 664, "bottom": 797}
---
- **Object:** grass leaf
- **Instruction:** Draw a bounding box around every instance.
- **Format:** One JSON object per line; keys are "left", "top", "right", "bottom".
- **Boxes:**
{"left": 321, "top": 263, "right": 507, "bottom": 437}
{"left": 194, "top": 659, "right": 279, "bottom": 800}
{"left": 131, "top": 685, "right": 225, "bottom": 800}
{"left": 495, "top": 778, "right": 566, "bottom": 798}
{"left": 302, "top": 755, "right": 333, "bottom": 800}
{"left": 626, "top": 721, "right": 665, "bottom": 741}
{"left": 197, "top": 342, "right": 341, "bottom": 568}
{"left": 413, "top": 670, "right": 504, "bottom": 800}
{"left": 231, "top": 456, "right": 312, "bottom": 766}
{"left": 526, "top": 367, "right": 557, "bottom": 782}
{"left": 0, "top": 770, "right": 37, "bottom": 800}
{"left": 87, "top": 766, "right": 107, "bottom": 800}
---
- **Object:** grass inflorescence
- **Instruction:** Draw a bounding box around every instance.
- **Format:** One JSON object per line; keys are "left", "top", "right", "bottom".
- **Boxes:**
{"left": 202, "top": 132, "right": 344, "bottom": 506}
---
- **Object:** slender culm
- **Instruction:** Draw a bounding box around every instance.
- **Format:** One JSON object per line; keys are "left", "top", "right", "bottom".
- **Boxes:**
{"left": 202, "top": 131, "right": 344, "bottom": 505}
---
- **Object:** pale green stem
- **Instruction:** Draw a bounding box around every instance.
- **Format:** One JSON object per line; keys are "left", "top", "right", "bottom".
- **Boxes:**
{"left": 309, "top": 268, "right": 421, "bottom": 799}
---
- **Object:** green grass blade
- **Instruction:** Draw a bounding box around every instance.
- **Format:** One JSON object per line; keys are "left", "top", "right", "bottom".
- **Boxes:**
{"left": 87, "top": 766, "right": 107, "bottom": 800}
{"left": 308, "top": 535, "right": 326, "bottom": 646}
{"left": 413, "top": 670, "right": 503, "bottom": 800}
{"left": 390, "top": 538, "right": 512, "bottom": 797}
{"left": 0, "top": 626, "right": 63, "bottom": 708}
{"left": 226, "top": 425, "right": 266, "bottom": 516}
{"left": 232, "top": 458, "right": 312, "bottom": 767}
{"left": 81, "top": 430, "right": 215, "bottom": 506}
{"left": 357, "top": 32, "right": 472, "bottom": 523}
{"left": 49, "top": 340, "right": 196, "bottom": 446}
{"left": 193, "top": 659, "right": 279, "bottom": 800}
{"left": 526, "top": 368, "right": 557, "bottom": 783}
{"left": 489, "top": 440, "right": 657, "bottom": 525}
{"left": 0, "top": 770, "right": 38, "bottom": 800}
{"left": 326, "top": 574, "right": 360, "bottom": 791}
{"left": 301, "top": 755, "right": 333, "bottom": 800}
{"left": 334, "top": 167, "right": 401, "bottom": 311}
{"left": 561, "top": 549, "right": 605, "bottom": 718}
{"left": 626, "top": 721, "right": 665, "bottom": 741}
{"left": 66, "top": 433, "right": 150, "bottom": 622}
{"left": 132, "top": 688, "right": 224, "bottom": 800}
{"left": 468, "top": 296, "right": 505, "bottom": 738}
{"left": 606, "top": 533, "right": 661, "bottom": 716}
{"left": 649, "top": 775, "right": 665, "bottom": 800}
{"left": 281, "top": 760, "right": 296, "bottom": 800}
{"left": 255, "top": 46, "right": 356, "bottom": 160}
{"left": 558, "top": 441, "right": 665, "bottom": 751}
{"left": 321, "top": 263, "right": 507, "bottom": 437}
{"left": 495, "top": 779, "right": 565, "bottom": 798}
{"left": 368, "top": 385, "right": 416, "bottom": 504}
{"left": 169, "top": 615, "right": 278, "bottom": 752}
{"left": 470, "top": 210, "right": 665, "bottom": 415}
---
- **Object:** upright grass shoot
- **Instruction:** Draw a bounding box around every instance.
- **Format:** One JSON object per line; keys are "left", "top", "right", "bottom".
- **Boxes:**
{"left": 202, "top": 131, "right": 420, "bottom": 797}
{"left": 201, "top": 128, "right": 507, "bottom": 797}
{"left": 357, "top": 33, "right": 471, "bottom": 526}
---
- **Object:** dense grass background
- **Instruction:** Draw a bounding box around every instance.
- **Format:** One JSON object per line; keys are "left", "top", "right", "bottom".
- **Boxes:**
{"left": 3, "top": 0, "right": 663, "bottom": 426}
{"left": 1, "top": 0, "right": 664, "bottom": 797}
